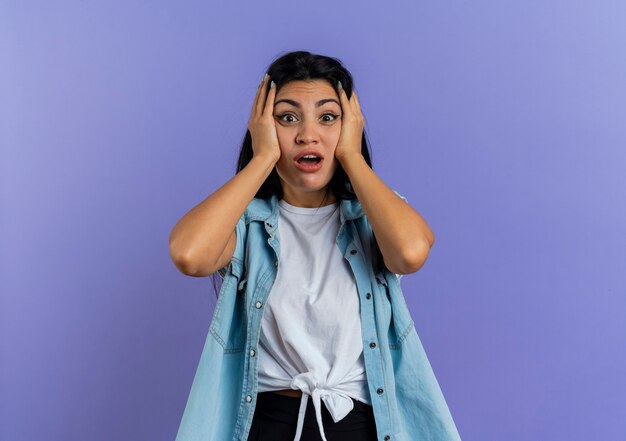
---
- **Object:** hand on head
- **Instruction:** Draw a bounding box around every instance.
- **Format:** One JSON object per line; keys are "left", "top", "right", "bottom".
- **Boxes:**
{"left": 248, "top": 74, "right": 281, "bottom": 165}
{"left": 334, "top": 83, "right": 365, "bottom": 163}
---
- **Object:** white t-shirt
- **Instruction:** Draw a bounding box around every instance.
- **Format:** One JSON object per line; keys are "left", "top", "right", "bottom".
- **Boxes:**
{"left": 257, "top": 199, "right": 371, "bottom": 441}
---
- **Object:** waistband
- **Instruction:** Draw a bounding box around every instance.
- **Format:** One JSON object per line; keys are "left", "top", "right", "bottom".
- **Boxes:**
{"left": 256, "top": 391, "right": 374, "bottom": 439}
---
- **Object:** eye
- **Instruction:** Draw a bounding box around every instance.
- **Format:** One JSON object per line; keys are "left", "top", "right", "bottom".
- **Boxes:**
{"left": 322, "top": 113, "right": 340, "bottom": 122}
{"left": 277, "top": 113, "right": 297, "bottom": 123}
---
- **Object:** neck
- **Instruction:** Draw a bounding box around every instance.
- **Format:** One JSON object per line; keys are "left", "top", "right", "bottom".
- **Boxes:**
{"left": 281, "top": 188, "right": 336, "bottom": 208}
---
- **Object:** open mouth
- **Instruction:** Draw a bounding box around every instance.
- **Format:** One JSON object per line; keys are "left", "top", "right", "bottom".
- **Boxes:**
{"left": 294, "top": 154, "right": 324, "bottom": 172}
{"left": 296, "top": 155, "right": 322, "bottom": 165}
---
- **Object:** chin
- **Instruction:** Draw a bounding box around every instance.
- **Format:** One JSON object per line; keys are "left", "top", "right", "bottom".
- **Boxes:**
{"left": 277, "top": 168, "right": 334, "bottom": 193}
{"left": 300, "top": 177, "right": 333, "bottom": 189}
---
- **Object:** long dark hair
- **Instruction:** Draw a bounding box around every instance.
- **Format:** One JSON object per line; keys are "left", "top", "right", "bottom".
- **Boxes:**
{"left": 211, "top": 50, "right": 375, "bottom": 296}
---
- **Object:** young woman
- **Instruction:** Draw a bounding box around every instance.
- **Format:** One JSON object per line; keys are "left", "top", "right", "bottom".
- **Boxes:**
{"left": 169, "top": 51, "right": 461, "bottom": 441}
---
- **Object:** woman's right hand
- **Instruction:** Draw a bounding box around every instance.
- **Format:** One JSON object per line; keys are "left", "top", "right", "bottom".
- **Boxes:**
{"left": 248, "top": 74, "right": 281, "bottom": 165}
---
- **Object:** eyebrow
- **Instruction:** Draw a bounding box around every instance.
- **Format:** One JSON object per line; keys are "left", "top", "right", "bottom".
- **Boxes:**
{"left": 274, "top": 98, "right": 340, "bottom": 108}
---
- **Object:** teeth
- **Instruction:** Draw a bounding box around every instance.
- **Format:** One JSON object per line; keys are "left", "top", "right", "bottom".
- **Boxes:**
{"left": 302, "top": 155, "right": 318, "bottom": 159}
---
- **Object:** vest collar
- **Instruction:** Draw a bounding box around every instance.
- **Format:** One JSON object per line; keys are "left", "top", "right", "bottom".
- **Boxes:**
{"left": 245, "top": 194, "right": 365, "bottom": 229}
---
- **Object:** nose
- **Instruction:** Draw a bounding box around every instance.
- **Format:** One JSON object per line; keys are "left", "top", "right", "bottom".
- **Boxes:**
{"left": 295, "top": 120, "right": 319, "bottom": 145}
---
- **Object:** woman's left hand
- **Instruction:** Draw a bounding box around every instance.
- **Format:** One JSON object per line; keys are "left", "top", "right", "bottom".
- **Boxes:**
{"left": 334, "top": 84, "right": 365, "bottom": 163}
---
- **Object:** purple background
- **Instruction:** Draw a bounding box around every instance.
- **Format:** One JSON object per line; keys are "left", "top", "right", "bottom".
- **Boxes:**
{"left": 2, "top": 2, "right": 625, "bottom": 440}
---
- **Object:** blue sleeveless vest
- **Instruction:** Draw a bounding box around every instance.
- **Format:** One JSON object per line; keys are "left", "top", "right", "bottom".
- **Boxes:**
{"left": 175, "top": 194, "right": 462, "bottom": 441}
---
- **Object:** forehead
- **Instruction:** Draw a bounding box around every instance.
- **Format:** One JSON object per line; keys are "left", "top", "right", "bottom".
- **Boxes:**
{"left": 275, "top": 79, "right": 337, "bottom": 101}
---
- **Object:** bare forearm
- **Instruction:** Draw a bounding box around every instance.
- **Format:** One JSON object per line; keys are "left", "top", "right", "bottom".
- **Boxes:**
{"left": 169, "top": 154, "right": 276, "bottom": 269}
{"left": 338, "top": 153, "right": 435, "bottom": 273}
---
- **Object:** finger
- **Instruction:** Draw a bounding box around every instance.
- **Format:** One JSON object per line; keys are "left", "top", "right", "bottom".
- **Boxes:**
{"left": 263, "top": 79, "right": 276, "bottom": 117}
{"left": 251, "top": 74, "right": 266, "bottom": 116}
{"left": 337, "top": 82, "right": 351, "bottom": 117}
{"left": 255, "top": 75, "right": 270, "bottom": 117}
{"left": 352, "top": 88, "right": 361, "bottom": 114}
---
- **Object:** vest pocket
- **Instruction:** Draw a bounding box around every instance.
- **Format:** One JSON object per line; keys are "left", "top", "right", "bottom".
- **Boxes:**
{"left": 209, "top": 273, "right": 247, "bottom": 353}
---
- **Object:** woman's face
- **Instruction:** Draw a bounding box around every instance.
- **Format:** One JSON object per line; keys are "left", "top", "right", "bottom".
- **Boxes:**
{"left": 272, "top": 79, "right": 342, "bottom": 207}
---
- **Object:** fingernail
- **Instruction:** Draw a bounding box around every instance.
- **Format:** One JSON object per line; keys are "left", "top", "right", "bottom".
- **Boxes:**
{"left": 338, "top": 80, "right": 343, "bottom": 89}
{"left": 270, "top": 80, "right": 275, "bottom": 89}
{"left": 264, "top": 73, "right": 269, "bottom": 81}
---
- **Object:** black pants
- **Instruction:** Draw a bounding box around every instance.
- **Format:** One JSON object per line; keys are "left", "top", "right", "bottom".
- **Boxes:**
{"left": 247, "top": 391, "right": 378, "bottom": 441}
